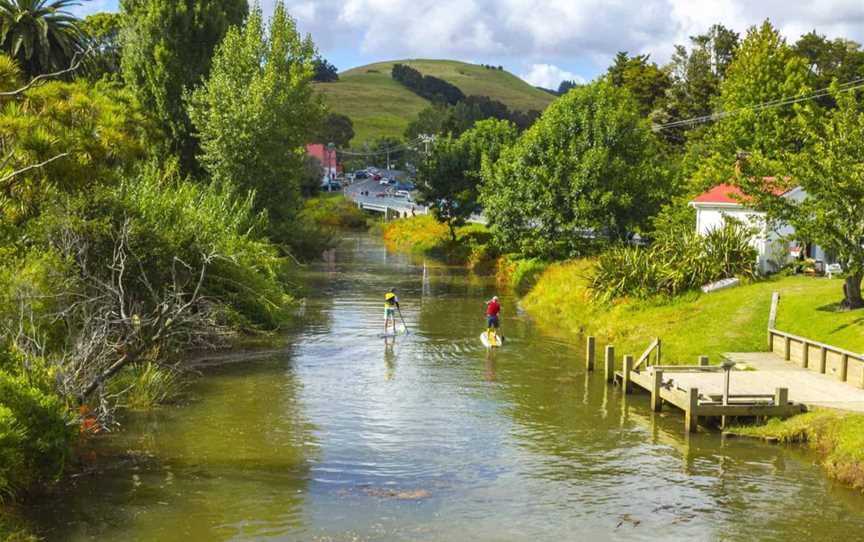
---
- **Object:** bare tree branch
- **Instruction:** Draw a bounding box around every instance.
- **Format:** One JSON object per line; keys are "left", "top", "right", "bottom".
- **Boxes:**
{"left": 0, "top": 152, "right": 69, "bottom": 186}
{"left": 0, "top": 48, "right": 92, "bottom": 98}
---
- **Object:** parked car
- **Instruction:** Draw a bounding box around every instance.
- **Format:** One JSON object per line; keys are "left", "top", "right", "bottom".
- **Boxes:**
{"left": 373, "top": 174, "right": 382, "bottom": 181}
{"left": 379, "top": 178, "right": 390, "bottom": 186}
{"left": 354, "top": 171, "right": 368, "bottom": 179}
{"left": 394, "top": 190, "right": 411, "bottom": 198}
{"left": 321, "top": 181, "right": 341, "bottom": 192}
{"left": 395, "top": 182, "right": 414, "bottom": 191}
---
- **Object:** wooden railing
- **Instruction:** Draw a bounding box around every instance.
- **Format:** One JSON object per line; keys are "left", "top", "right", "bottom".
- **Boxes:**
{"left": 768, "top": 327, "right": 864, "bottom": 388}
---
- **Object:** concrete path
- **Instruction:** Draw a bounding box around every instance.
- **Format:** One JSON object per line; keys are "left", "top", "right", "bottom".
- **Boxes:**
{"left": 664, "top": 352, "right": 864, "bottom": 413}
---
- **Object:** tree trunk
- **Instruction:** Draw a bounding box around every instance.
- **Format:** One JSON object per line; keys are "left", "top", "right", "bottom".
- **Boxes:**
{"left": 448, "top": 220, "right": 457, "bottom": 242}
{"left": 842, "top": 271, "right": 864, "bottom": 310}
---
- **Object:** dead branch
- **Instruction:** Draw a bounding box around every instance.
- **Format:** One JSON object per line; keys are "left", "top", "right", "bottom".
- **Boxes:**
{"left": 0, "top": 48, "right": 92, "bottom": 98}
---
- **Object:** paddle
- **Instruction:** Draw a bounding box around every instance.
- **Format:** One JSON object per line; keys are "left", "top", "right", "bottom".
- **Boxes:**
{"left": 397, "top": 305, "right": 410, "bottom": 335}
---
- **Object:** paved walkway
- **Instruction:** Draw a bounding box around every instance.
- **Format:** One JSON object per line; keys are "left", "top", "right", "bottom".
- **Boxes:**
{"left": 664, "top": 352, "right": 864, "bottom": 413}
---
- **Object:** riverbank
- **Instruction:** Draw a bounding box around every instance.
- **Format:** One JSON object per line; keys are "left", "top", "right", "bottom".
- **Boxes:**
{"left": 521, "top": 260, "right": 864, "bottom": 361}
{"left": 520, "top": 258, "right": 864, "bottom": 491}
{"left": 727, "top": 411, "right": 864, "bottom": 490}
{"left": 382, "top": 215, "right": 496, "bottom": 271}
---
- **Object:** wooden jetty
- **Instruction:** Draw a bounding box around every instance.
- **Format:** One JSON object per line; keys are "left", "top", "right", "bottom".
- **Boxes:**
{"left": 586, "top": 336, "right": 804, "bottom": 434}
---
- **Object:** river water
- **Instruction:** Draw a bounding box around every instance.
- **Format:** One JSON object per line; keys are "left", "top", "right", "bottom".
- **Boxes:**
{"left": 28, "top": 234, "right": 864, "bottom": 541}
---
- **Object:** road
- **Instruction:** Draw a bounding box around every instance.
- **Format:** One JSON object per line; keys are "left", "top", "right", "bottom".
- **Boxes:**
{"left": 344, "top": 175, "right": 426, "bottom": 217}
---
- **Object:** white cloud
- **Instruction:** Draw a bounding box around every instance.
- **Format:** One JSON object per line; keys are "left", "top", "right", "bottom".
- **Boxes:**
{"left": 521, "top": 64, "right": 584, "bottom": 89}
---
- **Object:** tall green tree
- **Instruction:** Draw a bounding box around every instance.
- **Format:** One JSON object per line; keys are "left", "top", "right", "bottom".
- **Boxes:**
{"left": 606, "top": 52, "right": 670, "bottom": 117}
{"left": 82, "top": 12, "right": 123, "bottom": 80}
{"left": 188, "top": 1, "right": 321, "bottom": 242}
{"left": 314, "top": 112, "right": 354, "bottom": 148}
{"left": 481, "top": 80, "right": 667, "bottom": 258}
{"left": 685, "top": 20, "right": 812, "bottom": 192}
{"left": 120, "top": 0, "right": 247, "bottom": 174}
{"left": 417, "top": 118, "right": 517, "bottom": 240}
{"left": 738, "top": 86, "right": 864, "bottom": 309}
{"left": 794, "top": 31, "right": 864, "bottom": 107}
{"left": 0, "top": 0, "right": 86, "bottom": 78}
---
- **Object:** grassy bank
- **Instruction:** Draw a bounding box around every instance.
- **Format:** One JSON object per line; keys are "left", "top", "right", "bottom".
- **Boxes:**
{"left": 301, "top": 193, "right": 368, "bottom": 230}
{"left": 382, "top": 215, "right": 496, "bottom": 271}
{"left": 728, "top": 411, "right": 864, "bottom": 490}
{"left": 521, "top": 260, "right": 864, "bottom": 362}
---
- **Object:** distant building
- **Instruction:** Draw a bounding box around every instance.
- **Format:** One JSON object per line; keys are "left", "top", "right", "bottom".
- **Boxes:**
{"left": 306, "top": 143, "right": 341, "bottom": 180}
{"left": 690, "top": 183, "right": 833, "bottom": 274}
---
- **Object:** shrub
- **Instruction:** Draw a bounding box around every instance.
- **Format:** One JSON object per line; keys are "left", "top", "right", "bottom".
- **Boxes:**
{"left": 107, "top": 363, "right": 184, "bottom": 410}
{"left": 0, "top": 372, "right": 74, "bottom": 498}
{"left": 301, "top": 195, "right": 367, "bottom": 230}
{"left": 589, "top": 222, "right": 758, "bottom": 301}
{"left": 511, "top": 258, "right": 549, "bottom": 295}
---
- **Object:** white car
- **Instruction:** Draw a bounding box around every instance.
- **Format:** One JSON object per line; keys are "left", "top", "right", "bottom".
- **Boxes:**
{"left": 394, "top": 190, "right": 411, "bottom": 198}
{"left": 379, "top": 179, "right": 390, "bottom": 186}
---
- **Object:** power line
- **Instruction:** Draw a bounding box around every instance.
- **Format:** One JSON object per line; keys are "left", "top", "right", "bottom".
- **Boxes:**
{"left": 653, "top": 77, "right": 864, "bottom": 131}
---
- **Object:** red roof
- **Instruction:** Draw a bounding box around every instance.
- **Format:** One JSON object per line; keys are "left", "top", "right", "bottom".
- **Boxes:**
{"left": 691, "top": 181, "right": 793, "bottom": 205}
{"left": 306, "top": 143, "right": 340, "bottom": 170}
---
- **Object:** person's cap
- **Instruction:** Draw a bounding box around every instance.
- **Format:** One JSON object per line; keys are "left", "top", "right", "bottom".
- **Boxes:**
{"left": 492, "top": 296, "right": 499, "bottom": 301}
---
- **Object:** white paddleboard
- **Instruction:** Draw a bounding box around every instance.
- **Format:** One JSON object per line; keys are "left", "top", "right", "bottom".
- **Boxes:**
{"left": 480, "top": 331, "right": 504, "bottom": 348}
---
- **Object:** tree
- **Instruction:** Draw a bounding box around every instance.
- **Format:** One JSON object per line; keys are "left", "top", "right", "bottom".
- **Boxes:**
{"left": 299, "top": 154, "right": 323, "bottom": 197}
{"left": 312, "top": 56, "right": 338, "bottom": 82}
{"left": 794, "top": 32, "right": 864, "bottom": 108}
{"left": 658, "top": 25, "right": 739, "bottom": 145}
{"left": 120, "top": 0, "right": 247, "bottom": 174}
{"left": 558, "top": 80, "right": 579, "bottom": 95}
{"left": 314, "top": 113, "right": 354, "bottom": 148}
{"left": 417, "top": 118, "right": 517, "bottom": 240}
{"left": 607, "top": 52, "right": 670, "bottom": 116}
{"left": 82, "top": 12, "right": 123, "bottom": 80}
{"left": 188, "top": 2, "right": 321, "bottom": 242}
{"left": 0, "top": 0, "right": 86, "bottom": 79}
{"left": 480, "top": 80, "right": 668, "bottom": 258}
{"left": 738, "top": 86, "right": 864, "bottom": 309}
{"left": 685, "top": 20, "right": 812, "bottom": 192}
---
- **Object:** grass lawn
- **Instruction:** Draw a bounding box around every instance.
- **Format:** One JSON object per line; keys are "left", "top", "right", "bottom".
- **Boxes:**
{"left": 316, "top": 59, "right": 555, "bottom": 145}
{"left": 521, "top": 260, "right": 864, "bottom": 363}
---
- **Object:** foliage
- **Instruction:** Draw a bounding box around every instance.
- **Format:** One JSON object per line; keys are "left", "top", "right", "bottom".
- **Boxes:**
{"left": 81, "top": 12, "right": 123, "bottom": 81}
{"left": 658, "top": 24, "right": 739, "bottom": 145}
{"left": 738, "top": 86, "right": 864, "bottom": 308}
{"left": 120, "top": 0, "right": 247, "bottom": 173}
{"left": 496, "top": 256, "right": 548, "bottom": 295}
{"left": 405, "top": 95, "right": 539, "bottom": 139}
{"left": 557, "top": 80, "right": 580, "bottom": 95}
{"left": 106, "top": 362, "right": 183, "bottom": 410}
{"left": 481, "top": 80, "right": 669, "bottom": 259}
{"left": 188, "top": 2, "right": 322, "bottom": 244}
{"left": 382, "top": 215, "right": 495, "bottom": 267}
{"left": 0, "top": 0, "right": 86, "bottom": 79}
{"left": 301, "top": 194, "right": 366, "bottom": 230}
{"left": 0, "top": 371, "right": 74, "bottom": 500}
{"left": 606, "top": 52, "right": 670, "bottom": 116}
{"left": 794, "top": 32, "right": 864, "bottom": 108}
{"left": 312, "top": 56, "right": 338, "bottom": 82}
{"left": 299, "top": 154, "right": 323, "bottom": 197}
{"left": 0, "top": 74, "right": 156, "bottom": 221}
{"left": 391, "top": 62, "right": 464, "bottom": 105}
{"left": 685, "top": 21, "right": 812, "bottom": 192}
{"left": 314, "top": 112, "right": 354, "bottom": 148}
{"left": 588, "top": 221, "right": 758, "bottom": 301}
{"left": 417, "top": 118, "right": 517, "bottom": 239}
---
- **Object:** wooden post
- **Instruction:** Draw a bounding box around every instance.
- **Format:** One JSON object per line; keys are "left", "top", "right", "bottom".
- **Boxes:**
{"left": 586, "top": 336, "right": 595, "bottom": 371}
{"left": 698, "top": 355, "right": 709, "bottom": 367}
{"left": 651, "top": 369, "right": 663, "bottom": 412}
{"left": 767, "top": 293, "right": 780, "bottom": 348}
{"left": 819, "top": 346, "right": 827, "bottom": 374}
{"left": 784, "top": 336, "right": 791, "bottom": 361}
{"left": 801, "top": 344, "right": 809, "bottom": 369}
{"left": 841, "top": 354, "right": 849, "bottom": 382}
{"left": 604, "top": 345, "right": 615, "bottom": 383}
{"left": 622, "top": 355, "right": 633, "bottom": 394}
{"left": 774, "top": 387, "right": 789, "bottom": 406}
{"left": 656, "top": 338, "right": 662, "bottom": 365}
{"left": 685, "top": 388, "right": 699, "bottom": 433}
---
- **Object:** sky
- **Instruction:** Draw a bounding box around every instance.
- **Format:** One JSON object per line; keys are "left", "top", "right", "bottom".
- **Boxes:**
{"left": 71, "top": 0, "right": 864, "bottom": 90}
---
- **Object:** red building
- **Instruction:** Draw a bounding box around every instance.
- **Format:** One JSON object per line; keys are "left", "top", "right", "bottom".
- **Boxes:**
{"left": 306, "top": 143, "right": 341, "bottom": 180}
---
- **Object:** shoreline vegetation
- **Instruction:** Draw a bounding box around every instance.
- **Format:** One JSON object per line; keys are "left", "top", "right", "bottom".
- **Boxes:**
{"left": 380, "top": 215, "right": 864, "bottom": 492}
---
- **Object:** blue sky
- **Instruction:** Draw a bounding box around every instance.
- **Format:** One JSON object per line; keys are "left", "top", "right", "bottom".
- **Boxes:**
{"left": 71, "top": 0, "right": 864, "bottom": 89}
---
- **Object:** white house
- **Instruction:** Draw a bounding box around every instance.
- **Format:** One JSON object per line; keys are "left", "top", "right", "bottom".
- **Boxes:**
{"left": 689, "top": 183, "right": 833, "bottom": 274}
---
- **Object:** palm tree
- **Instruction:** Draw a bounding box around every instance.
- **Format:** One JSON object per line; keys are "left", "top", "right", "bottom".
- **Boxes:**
{"left": 0, "top": 0, "right": 86, "bottom": 79}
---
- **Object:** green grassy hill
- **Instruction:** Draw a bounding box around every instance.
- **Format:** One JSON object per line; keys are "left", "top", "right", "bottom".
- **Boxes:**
{"left": 315, "top": 59, "right": 555, "bottom": 145}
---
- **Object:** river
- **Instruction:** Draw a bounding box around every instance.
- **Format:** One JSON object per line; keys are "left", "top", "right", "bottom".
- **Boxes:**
{"left": 27, "top": 234, "right": 864, "bottom": 541}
